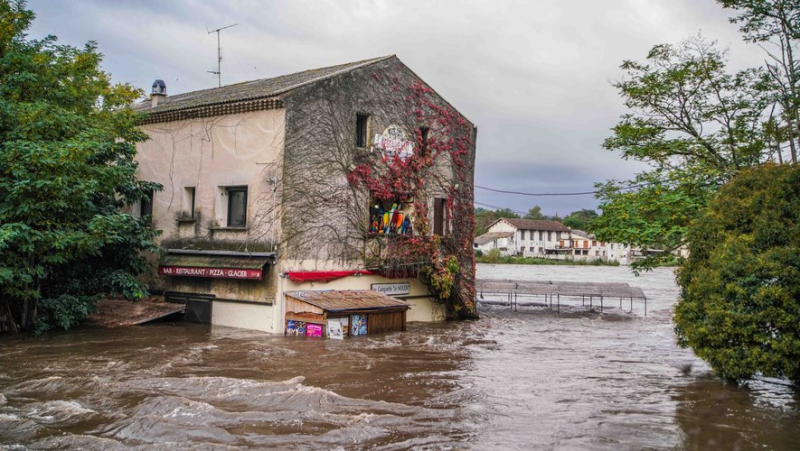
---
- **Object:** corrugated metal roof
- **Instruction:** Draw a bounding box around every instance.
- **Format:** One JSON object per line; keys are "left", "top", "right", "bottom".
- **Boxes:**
{"left": 132, "top": 55, "right": 393, "bottom": 114}
{"left": 160, "top": 254, "right": 270, "bottom": 270}
{"left": 285, "top": 290, "right": 410, "bottom": 313}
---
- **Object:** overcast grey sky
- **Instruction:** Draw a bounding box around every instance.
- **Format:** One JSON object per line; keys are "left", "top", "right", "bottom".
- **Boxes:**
{"left": 27, "top": 0, "right": 765, "bottom": 216}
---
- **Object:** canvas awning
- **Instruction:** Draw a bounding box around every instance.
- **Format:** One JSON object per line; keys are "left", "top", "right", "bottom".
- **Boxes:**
{"left": 159, "top": 250, "right": 276, "bottom": 280}
{"left": 285, "top": 290, "right": 410, "bottom": 315}
{"left": 284, "top": 270, "right": 378, "bottom": 283}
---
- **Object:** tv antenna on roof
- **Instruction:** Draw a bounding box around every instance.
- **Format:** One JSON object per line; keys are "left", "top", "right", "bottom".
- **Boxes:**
{"left": 206, "top": 23, "right": 238, "bottom": 87}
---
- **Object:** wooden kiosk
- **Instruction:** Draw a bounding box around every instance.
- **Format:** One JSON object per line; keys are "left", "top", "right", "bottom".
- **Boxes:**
{"left": 284, "top": 290, "right": 410, "bottom": 338}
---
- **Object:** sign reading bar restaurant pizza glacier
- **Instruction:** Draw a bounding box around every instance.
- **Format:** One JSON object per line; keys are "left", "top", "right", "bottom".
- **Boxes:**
{"left": 159, "top": 266, "right": 263, "bottom": 280}
{"left": 372, "top": 125, "right": 414, "bottom": 162}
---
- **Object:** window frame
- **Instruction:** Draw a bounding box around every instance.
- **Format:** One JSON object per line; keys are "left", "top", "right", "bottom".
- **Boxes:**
{"left": 356, "top": 113, "right": 370, "bottom": 148}
{"left": 419, "top": 126, "right": 430, "bottom": 157}
{"left": 433, "top": 197, "right": 447, "bottom": 236}
{"left": 226, "top": 186, "right": 248, "bottom": 228}
{"left": 140, "top": 190, "right": 154, "bottom": 218}
{"left": 184, "top": 186, "right": 196, "bottom": 219}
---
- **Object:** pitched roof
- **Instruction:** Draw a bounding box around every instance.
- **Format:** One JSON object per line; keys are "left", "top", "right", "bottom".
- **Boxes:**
{"left": 284, "top": 290, "right": 410, "bottom": 313}
{"left": 570, "top": 229, "right": 594, "bottom": 239}
{"left": 474, "top": 231, "right": 514, "bottom": 245}
{"left": 132, "top": 55, "right": 394, "bottom": 114}
{"left": 503, "top": 219, "right": 571, "bottom": 232}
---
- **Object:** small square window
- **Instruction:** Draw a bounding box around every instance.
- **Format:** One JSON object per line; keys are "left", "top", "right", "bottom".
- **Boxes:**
{"left": 356, "top": 113, "right": 370, "bottom": 148}
{"left": 226, "top": 186, "right": 248, "bottom": 228}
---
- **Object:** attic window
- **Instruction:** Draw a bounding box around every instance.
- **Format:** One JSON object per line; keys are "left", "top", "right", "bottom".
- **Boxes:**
{"left": 356, "top": 113, "right": 370, "bottom": 148}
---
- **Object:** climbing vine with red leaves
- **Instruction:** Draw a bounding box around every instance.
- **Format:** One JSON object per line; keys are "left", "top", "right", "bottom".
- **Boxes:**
{"left": 348, "top": 79, "right": 477, "bottom": 319}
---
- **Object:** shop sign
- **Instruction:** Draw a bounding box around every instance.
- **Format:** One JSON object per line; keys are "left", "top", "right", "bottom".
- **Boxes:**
{"left": 159, "top": 266, "right": 263, "bottom": 280}
{"left": 371, "top": 282, "right": 410, "bottom": 296}
{"left": 372, "top": 125, "right": 414, "bottom": 161}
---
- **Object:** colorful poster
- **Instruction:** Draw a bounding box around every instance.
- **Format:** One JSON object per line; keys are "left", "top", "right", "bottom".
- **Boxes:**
{"left": 327, "top": 320, "right": 344, "bottom": 340}
{"left": 286, "top": 320, "right": 306, "bottom": 336}
{"left": 306, "top": 323, "right": 323, "bottom": 338}
{"left": 350, "top": 314, "right": 368, "bottom": 336}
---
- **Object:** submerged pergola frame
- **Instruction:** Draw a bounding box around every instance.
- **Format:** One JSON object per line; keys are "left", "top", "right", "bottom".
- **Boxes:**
{"left": 475, "top": 279, "right": 648, "bottom": 316}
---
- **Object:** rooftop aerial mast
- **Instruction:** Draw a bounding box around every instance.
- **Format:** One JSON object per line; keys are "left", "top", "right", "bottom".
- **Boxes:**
{"left": 206, "top": 23, "right": 238, "bottom": 87}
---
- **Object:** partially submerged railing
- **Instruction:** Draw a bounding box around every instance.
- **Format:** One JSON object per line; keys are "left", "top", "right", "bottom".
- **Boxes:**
{"left": 475, "top": 279, "right": 648, "bottom": 316}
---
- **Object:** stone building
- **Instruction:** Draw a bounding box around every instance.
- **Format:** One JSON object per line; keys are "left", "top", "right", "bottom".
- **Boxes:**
{"left": 131, "top": 55, "right": 477, "bottom": 334}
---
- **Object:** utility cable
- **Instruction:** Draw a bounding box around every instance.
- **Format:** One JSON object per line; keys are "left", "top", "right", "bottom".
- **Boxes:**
{"left": 473, "top": 182, "right": 653, "bottom": 197}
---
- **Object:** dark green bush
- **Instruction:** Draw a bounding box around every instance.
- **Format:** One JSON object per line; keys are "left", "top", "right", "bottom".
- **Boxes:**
{"left": 34, "top": 295, "right": 97, "bottom": 335}
{"left": 675, "top": 163, "right": 800, "bottom": 383}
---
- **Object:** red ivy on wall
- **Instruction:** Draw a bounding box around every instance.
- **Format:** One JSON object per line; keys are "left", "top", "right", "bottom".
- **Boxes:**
{"left": 348, "top": 78, "right": 477, "bottom": 319}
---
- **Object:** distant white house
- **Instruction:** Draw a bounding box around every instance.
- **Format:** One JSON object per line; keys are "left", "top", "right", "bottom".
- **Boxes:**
{"left": 473, "top": 231, "right": 515, "bottom": 254}
{"left": 474, "top": 218, "right": 634, "bottom": 263}
{"left": 475, "top": 218, "right": 572, "bottom": 258}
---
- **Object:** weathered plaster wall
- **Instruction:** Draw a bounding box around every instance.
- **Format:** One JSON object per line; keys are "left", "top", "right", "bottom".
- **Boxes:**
{"left": 135, "top": 109, "right": 285, "bottom": 306}
{"left": 136, "top": 109, "right": 285, "bottom": 246}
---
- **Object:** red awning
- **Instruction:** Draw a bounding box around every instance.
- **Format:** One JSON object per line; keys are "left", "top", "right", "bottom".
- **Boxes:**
{"left": 285, "top": 270, "right": 378, "bottom": 283}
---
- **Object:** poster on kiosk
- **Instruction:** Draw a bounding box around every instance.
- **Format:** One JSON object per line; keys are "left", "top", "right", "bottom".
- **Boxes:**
{"left": 327, "top": 320, "right": 344, "bottom": 340}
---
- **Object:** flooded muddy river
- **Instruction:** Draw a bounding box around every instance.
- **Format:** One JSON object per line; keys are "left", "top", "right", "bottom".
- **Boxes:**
{"left": 1, "top": 265, "right": 798, "bottom": 449}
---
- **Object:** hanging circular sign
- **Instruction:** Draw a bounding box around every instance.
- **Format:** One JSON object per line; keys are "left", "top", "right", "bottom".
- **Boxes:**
{"left": 372, "top": 125, "right": 414, "bottom": 162}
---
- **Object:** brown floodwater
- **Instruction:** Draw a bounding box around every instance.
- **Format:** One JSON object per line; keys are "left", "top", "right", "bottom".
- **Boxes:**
{"left": 1, "top": 265, "right": 798, "bottom": 449}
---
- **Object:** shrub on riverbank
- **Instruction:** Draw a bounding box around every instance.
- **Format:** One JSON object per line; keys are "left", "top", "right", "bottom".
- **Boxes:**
{"left": 675, "top": 164, "right": 800, "bottom": 384}
{"left": 475, "top": 253, "right": 621, "bottom": 266}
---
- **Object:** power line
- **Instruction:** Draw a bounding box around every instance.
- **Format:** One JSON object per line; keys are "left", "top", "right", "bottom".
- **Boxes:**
{"left": 474, "top": 201, "right": 527, "bottom": 215}
{"left": 474, "top": 182, "right": 651, "bottom": 197}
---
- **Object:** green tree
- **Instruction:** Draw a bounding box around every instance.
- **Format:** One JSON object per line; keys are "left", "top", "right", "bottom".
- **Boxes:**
{"left": 0, "top": 0, "right": 160, "bottom": 332}
{"left": 719, "top": 0, "right": 799, "bottom": 163}
{"left": 524, "top": 205, "right": 545, "bottom": 220}
{"left": 674, "top": 164, "right": 800, "bottom": 383}
{"left": 493, "top": 208, "right": 520, "bottom": 219}
{"left": 563, "top": 209, "right": 598, "bottom": 231}
{"left": 474, "top": 207, "right": 497, "bottom": 236}
{"left": 593, "top": 36, "right": 769, "bottom": 270}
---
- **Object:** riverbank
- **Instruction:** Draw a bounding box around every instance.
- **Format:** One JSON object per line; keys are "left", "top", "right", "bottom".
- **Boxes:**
{"left": 475, "top": 255, "right": 621, "bottom": 266}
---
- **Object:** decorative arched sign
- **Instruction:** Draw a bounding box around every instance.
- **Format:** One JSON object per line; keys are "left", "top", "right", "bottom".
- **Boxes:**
{"left": 372, "top": 125, "right": 414, "bottom": 162}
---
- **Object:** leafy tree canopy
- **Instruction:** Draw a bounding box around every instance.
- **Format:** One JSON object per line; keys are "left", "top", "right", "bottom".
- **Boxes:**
{"left": 0, "top": 0, "right": 160, "bottom": 333}
{"left": 593, "top": 36, "right": 771, "bottom": 270}
{"left": 493, "top": 208, "right": 520, "bottom": 219}
{"left": 563, "top": 209, "right": 598, "bottom": 231}
{"left": 719, "top": 0, "right": 800, "bottom": 164}
{"left": 674, "top": 163, "right": 800, "bottom": 383}
{"left": 524, "top": 206, "right": 545, "bottom": 220}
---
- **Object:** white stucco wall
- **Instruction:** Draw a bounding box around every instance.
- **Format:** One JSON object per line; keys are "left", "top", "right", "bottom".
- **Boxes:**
{"left": 212, "top": 301, "right": 275, "bottom": 333}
